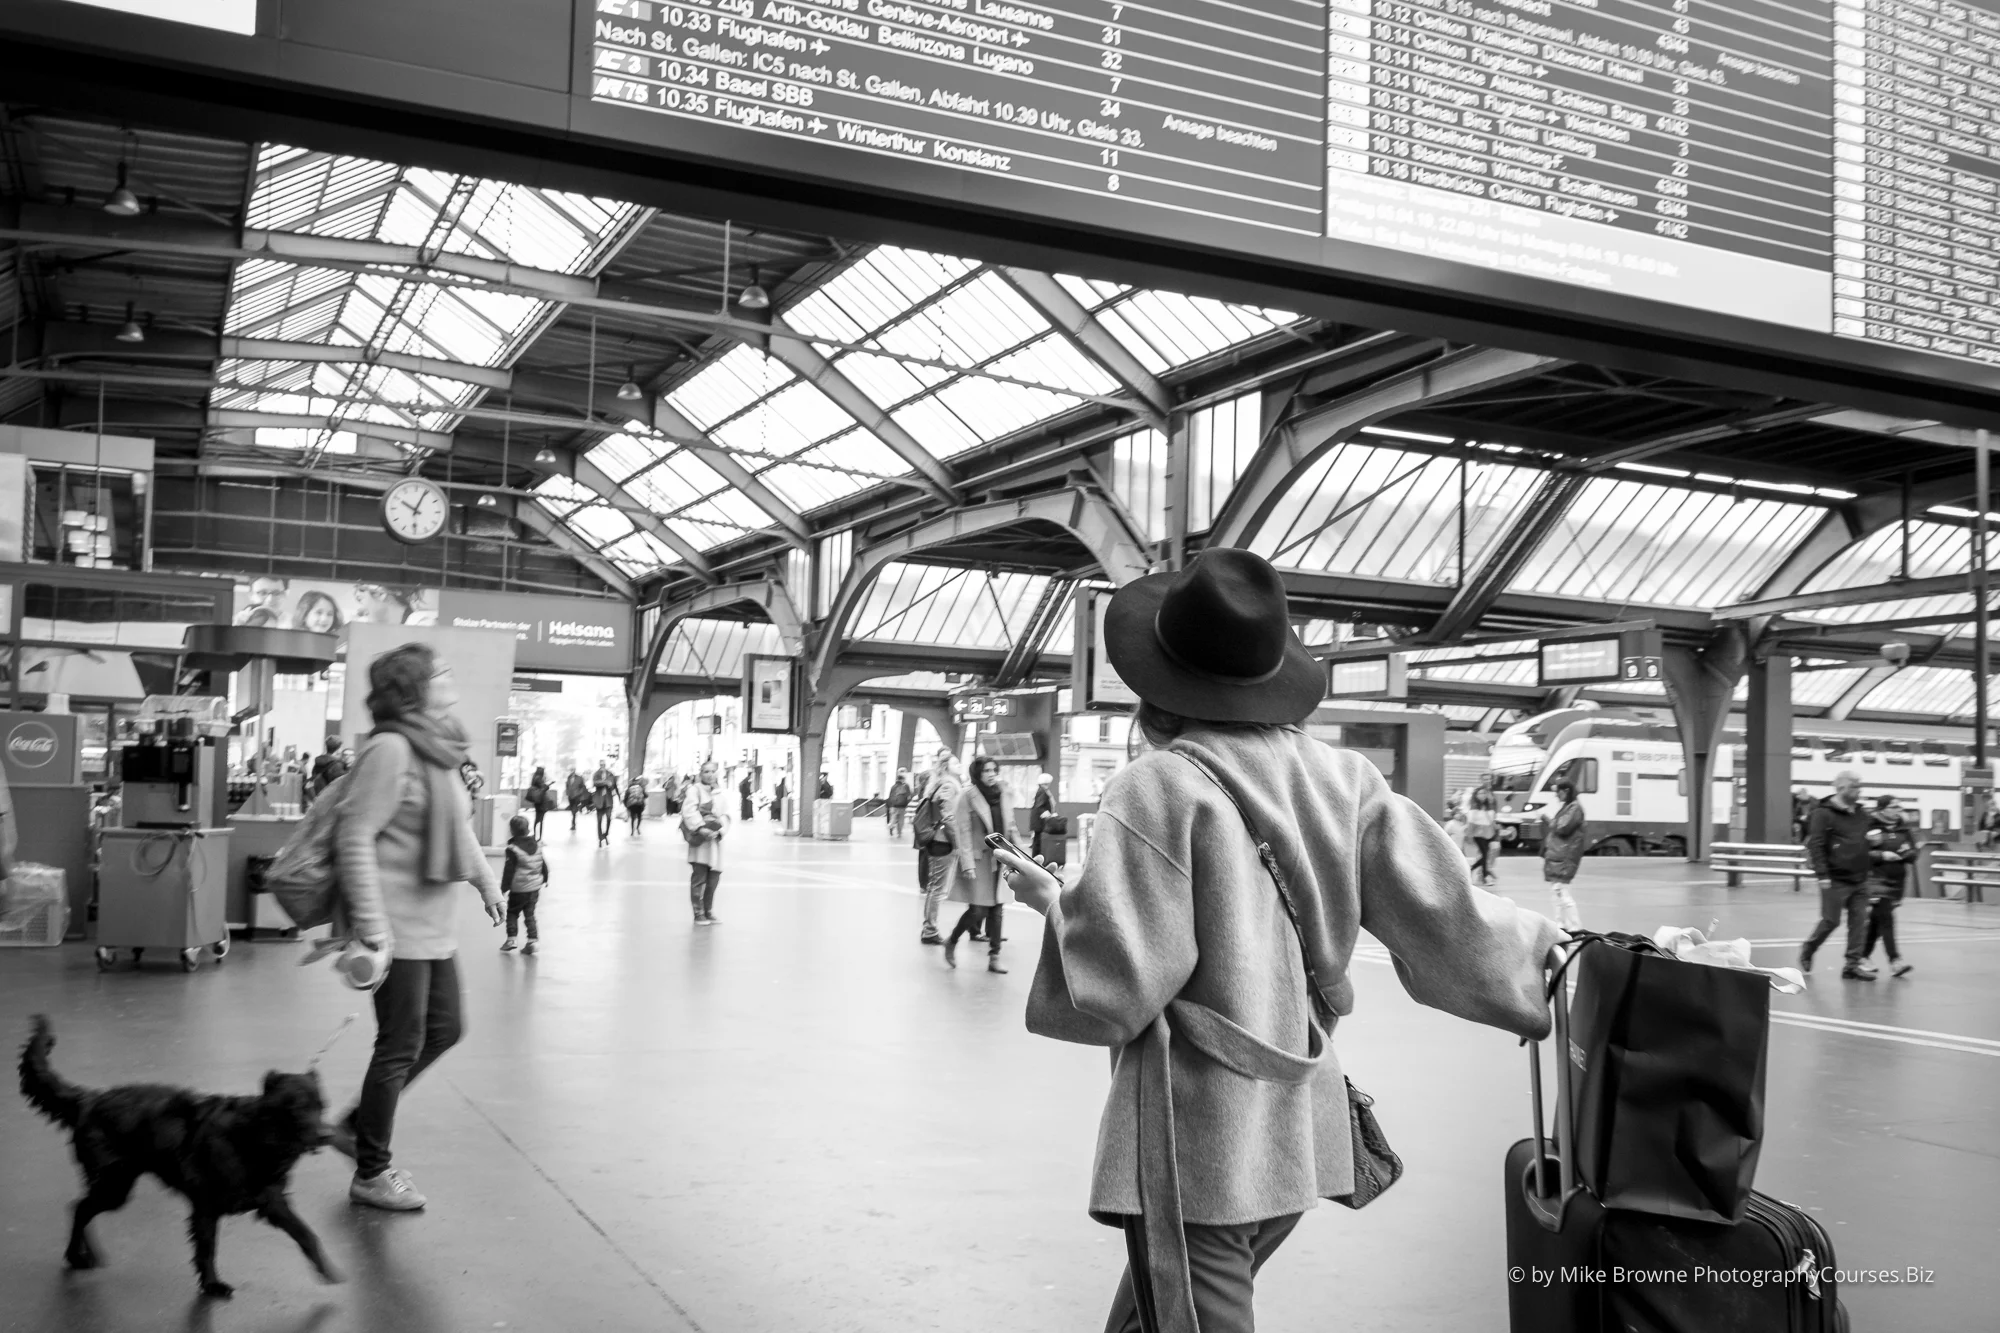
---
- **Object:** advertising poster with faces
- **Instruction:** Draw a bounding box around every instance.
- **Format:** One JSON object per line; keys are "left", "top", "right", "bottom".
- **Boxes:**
{"left": 234, "top": 576, "right": 437, "bottom": 633}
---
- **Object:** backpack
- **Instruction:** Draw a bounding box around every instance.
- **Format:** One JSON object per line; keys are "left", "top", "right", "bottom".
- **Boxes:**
{"left": 911, "top": 786, "right": 952, "bottom": 852}
{"left": 625, "top": 781, "right": 646, "bottom": 810}
{"left": 263, "top": 773, "right": 349, "bottom": 930}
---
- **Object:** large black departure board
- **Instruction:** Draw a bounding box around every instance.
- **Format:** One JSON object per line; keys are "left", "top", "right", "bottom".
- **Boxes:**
{"left": 13, "top": 0, "right": 2000, "bottom": 388}
{"left": 575, "top": 0, "right": 2000, "bottom": 372}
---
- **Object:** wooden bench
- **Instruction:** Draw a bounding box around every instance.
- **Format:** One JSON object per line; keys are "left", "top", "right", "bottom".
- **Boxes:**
{"left": 1923, "top": 850, "right": 2000, "bottom": 904}
{"left": 1710, "top": 842, "right": 1814, "bottom": 890}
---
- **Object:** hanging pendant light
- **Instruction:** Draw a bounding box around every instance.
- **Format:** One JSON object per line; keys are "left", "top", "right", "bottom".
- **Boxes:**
{"left": 115, "top": 301, "right": 145, "bottom": 343}
{"left": 477, "top": 492, "right": 499, "bottom": 508}
{"left": 737, "top": 265, "right": 771, "bottom": 311}
{"left": 533, "top": 444, "right": 558, "bottom": 465}
{"left": 616, "top": 365, "right": 643, "bottom": 402}
{"left": 103, "top": 162, "right": 142, "bottom": 217}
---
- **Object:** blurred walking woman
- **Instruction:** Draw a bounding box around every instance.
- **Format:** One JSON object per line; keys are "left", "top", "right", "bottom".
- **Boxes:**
{"left": 336, "top": 644, "right": 503, "bottom": 1212}
{"left": 943, "top": 755, "right": 1014, "bottom": 973}
{"left": 993, "top": 550, "right": 1561, "bottom": 1333}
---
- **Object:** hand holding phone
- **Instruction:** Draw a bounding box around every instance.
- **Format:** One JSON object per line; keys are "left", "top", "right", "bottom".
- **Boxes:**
{"left": 984, "top": 831, "right": 1029, "bottom": 859}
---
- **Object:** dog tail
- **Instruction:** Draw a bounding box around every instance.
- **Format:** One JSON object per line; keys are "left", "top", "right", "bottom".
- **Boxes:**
{"left": 19, "top": 1014, "right": 86, "bottom": 1127}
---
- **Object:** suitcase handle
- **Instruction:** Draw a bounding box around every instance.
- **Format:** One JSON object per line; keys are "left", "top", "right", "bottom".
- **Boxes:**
{"left": 1524, "top": 941, "right": 1585, "bottom": 1234}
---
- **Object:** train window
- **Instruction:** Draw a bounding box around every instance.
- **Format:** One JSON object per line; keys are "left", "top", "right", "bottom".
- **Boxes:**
{"left": 1884, "top": 741, "right": 1914, "bottom": 766}
{"left": 1544, "top": 758, "right": 1597, "bottom": 794}
{"left": 1920, "top": 740, "right": 1948, "bottom": 766}
{"left": 1616, "top": 771, "right": 1632, "bottom": 816}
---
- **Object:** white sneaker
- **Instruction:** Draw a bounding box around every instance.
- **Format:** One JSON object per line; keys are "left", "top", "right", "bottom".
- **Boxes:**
{"left": 350, "top": 1168, "right": 427, "bottom": 1211}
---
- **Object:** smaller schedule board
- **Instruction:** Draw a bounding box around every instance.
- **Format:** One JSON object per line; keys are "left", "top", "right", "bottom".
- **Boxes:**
{"left": 1536, "top": 625, "right": 1663, "bottom": 686}
{"left": 1327, "top": 652, "right": 1410, "bottom": 699}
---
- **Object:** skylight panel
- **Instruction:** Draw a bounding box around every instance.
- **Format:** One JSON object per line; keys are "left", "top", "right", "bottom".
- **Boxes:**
{"left": 932, "top": 374, "right": 1076, "bottom": 443}
{"left": 892, "top": 396, "right": 984, "bottom": 458}
{"left": 587, "top": 433, "right": 660, "bottom": 479}
{"left": 988, "top": 334, "right": 1120, "bottom": 398}
{"left": 1056, "top": 273, "right": 1128, "bottom": 307}
{"left": 1801, "top": 520, "right": 1966, "bottom": 592}
{"left": 830, "top": 350, "right": 936, "bottom": 406}
{"left": 667, "top": 345, "right": 795, "bottom": 429}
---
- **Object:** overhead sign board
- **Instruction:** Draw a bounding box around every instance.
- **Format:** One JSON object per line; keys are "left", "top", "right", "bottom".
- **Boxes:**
{"left": 1072, "top": 590, "right": 1136, "bottom": 713}
{"left": 438, "top": 590, "right": 631, "bottom": 675}
{"left": 951, "top": 694, "right": 1015, "bottom": 724}
{"left": 1537, "top": 626, "right": 1664, "bottom": 687}
{"left": 1327, "top": 653, "right": 1407, "bottom": 701}
{"left": 17, "top": 0, "right": 2000, "bottom": 405}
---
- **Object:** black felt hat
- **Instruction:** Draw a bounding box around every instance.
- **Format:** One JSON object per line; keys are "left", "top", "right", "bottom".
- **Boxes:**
{"left": 1103, "top": 548, "right": 1325, "bottom": 725}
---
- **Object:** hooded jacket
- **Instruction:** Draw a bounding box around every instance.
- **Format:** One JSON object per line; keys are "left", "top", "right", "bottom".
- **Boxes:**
{"left": 1026, "top": 724, "right": 1559, "bottom": 1232}
{"left": 1805, "top": 795, "right": 1874, "bottom": 883}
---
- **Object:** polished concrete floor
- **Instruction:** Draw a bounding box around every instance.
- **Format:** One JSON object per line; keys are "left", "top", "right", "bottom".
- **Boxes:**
{"left": 2, "top": 814, "right": 1993, "bottom": 1332}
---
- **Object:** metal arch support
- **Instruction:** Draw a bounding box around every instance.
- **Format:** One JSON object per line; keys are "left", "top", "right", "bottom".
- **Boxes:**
{"left": 1661, "top": 628, "right": 1750, "bottom": 862}
{"left": 627, "top": 577, "right": 808, "bottom": 761}
{"left": 1826, "top": 663, "right": 1901, "bottom": 722}
{"left": 1422, "top": 470, "right": 1590, "bottom": 644}
{"left": 807, "top": 487, "right": 1153, "bottom": 689}
{"left": 763, "top": 315, "right": 962, "bottom": 505}
{"left": 508, "top": 498, "right": 637, "bottom": 599}
{"left": 1210, "top": 346, "right": 1559, "bottom": 550}
{"left": 993, "top": 266, "right": 1172, "bottom": 429}
{"left": 568, "top": 454, "right": 718, "bottom": 585}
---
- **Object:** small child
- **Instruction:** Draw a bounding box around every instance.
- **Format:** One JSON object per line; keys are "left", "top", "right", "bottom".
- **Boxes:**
{"left": 500, "top": 813, "right": 549, "bottom": 955}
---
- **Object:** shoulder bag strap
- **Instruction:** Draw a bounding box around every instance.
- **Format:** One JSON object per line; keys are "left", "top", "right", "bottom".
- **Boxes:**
{"left": 1174, "top": 749, "right": 1338, "bottom": 1026}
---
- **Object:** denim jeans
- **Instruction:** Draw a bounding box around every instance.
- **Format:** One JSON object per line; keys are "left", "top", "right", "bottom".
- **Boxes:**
{"left": 353, "top": 957, "right": 463, "bottom": 1179}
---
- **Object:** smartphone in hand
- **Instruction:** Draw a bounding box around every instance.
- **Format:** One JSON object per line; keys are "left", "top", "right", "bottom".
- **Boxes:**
{"left": 984, "top": 831, "right": 1030, "bottom": 860}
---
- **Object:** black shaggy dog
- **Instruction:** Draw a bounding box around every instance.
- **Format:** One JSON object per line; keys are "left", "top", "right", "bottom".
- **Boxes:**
{"left": 18, "top": 1014, "right": 343, "bottom": 1298}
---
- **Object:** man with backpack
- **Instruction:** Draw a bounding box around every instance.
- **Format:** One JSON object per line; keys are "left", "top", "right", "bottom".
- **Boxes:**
{"left": 914, "top": 750, "right": 961, "bottom": 946}
{"left": 306, "top": 738, "right": 347, "bottom": 809}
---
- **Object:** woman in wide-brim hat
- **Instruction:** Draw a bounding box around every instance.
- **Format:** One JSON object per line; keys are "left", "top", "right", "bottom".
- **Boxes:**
{"left": 995, "top": 546, "right": 1564, "bottom": 1333}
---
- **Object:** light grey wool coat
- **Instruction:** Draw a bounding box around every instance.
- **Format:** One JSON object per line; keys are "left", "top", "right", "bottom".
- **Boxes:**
{"left": 1026, "top": 724, "right": 1562, "bottom": 1226}
{"left": 949, "top": 781, "right": 1016, "bottom": 906}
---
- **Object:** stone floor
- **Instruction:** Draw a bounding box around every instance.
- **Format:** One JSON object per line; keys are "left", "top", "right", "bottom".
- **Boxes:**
{"left": 1, "top": 813, "right": 1992, "bottom": 1332}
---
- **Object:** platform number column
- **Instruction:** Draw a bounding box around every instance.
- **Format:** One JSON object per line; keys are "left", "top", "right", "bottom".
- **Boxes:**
{"left": 1829, "top": 0, "right": 1866, "bottom": 337}
{"left": 1327, "top": 0, "right": 1371, "bottom": 180}
{"left": 1098, "top": 3, "right": 1126, "bottom": 193}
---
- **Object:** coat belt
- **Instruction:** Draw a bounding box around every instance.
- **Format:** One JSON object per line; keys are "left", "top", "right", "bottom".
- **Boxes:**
{"left": 1137, "top": 999, "right": 1326, "bottom": 1333}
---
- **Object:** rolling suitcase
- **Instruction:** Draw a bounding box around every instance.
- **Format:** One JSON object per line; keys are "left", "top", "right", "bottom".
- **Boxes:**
{"left": 1506, "top": 947, "right": 1848, "bottom": 1332}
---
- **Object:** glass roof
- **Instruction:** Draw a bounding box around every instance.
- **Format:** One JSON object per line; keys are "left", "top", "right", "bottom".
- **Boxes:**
{"left": 844, "top": 562, "right": 1071, "bottom": 650}
{"left": 1511, "top": 481, "right": 1824, "bottom": 609}
{"left": 1791, "top": 666, "right": 1872, "bottom": 710}
{"left": 1851, "top": 665, "right": 1975, "bottom": 718}
{"left": 214, "top": 145, "right": 642, "bottom": 456}
{"left": 656, "top": 618, "right": 786, "bottom": 680}
{"left": 1788, "top": 521, "right": 1971, "bottom": 630}
{"left": 1252, "top": 445, "right": 1542, "bottom": 582}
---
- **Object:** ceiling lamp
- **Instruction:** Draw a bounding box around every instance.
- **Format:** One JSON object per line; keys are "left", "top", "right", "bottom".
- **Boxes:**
{"left": 103, "top": 163, "right": 142, "bottom": 217}
{"left": 616, "top": 366, "right": 644, "bottom": 402}
{"left": 533, "top": 445, "right": 558, "bottom": 465}
{"left": 737, "top": 266, "right": 771, "bottom": 311}
{"left": 115, "top": 302, "right": 145, "bottom": 343}
{"left": 476, "top": 492, "right": 499, "bottom": 508}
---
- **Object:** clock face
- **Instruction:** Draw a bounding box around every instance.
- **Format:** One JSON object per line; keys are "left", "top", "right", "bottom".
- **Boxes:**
{"left": 382, "top": 479, "right": 448, "bottom": 545}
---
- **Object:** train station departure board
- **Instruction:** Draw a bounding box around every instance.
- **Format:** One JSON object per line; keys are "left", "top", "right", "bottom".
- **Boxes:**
{"left": 577, "top": 0, "right": 2000, "bottom": 371}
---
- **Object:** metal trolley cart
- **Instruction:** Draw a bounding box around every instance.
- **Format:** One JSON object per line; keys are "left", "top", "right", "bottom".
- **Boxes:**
{"left": 96, "top": 827, "right": 231, "bottom": 972}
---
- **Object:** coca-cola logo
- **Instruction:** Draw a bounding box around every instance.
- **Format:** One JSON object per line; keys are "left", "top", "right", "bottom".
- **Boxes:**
{"left": 8, "top": 722, "right": 58, "bottom": 769}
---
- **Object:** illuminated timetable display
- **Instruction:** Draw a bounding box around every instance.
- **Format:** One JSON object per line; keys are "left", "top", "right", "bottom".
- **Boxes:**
{"left": 1538, "top": 637, "right": 1623, "bottom": 684}
{"left": 577, "top": 0, "right": 2000, "bottom": 372}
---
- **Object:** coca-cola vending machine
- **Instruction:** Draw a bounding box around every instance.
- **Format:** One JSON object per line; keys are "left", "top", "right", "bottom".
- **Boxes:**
{"left": 0, "top": 711, "right": 90, "bottom": 938}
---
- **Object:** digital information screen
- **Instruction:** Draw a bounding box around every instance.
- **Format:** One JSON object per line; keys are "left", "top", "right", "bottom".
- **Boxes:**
{"left": 1538, "top": 636, "right": 1623, "bottom": 683}
{"left": 1328, "top": 653, "right": 1409, "bottom": 697}
{"left": 579, "top": 0, "right": 2000, "bottom": 371}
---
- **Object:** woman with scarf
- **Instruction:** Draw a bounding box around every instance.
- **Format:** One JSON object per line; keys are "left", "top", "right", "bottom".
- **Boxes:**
{"left": 943, "top": 755, "right": 1016, "bottom": 973}
{"left": 332, "top": 644, "right": 503, "bottom": 1212}
{"left": 526, "top": 765, "right": 554, "bottom": 839}
{"left": 991, "top": 550, "right": 1560, "bottom": 1333}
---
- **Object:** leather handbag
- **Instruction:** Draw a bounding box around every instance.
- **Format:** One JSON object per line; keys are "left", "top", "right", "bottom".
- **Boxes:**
{"left": 1175, "top": 751, "right": 1403, "bottom": 1209}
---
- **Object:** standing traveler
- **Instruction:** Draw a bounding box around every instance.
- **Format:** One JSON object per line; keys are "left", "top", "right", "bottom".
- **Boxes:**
{"left": 307, "top": 738, "right": 348, "bottom": 809}
{"left": 1443, "top": 801, "right": 1474, "bottom": 877}
{"left": 681, "top": 760, "right": 728, "bottom": 925}
{"left": 915, "top": 752, "right": 960, "bottom": 945}
{"left": 1031, "top": 771, "right": 1069, "bottom": 869}
{"left": 739, "top": 771, "right": 755, "bottom": 822}
{"left": 885, "top": 769, "right": 913, "bottom": 838}
{"left": 1862, "top": 795, "right": 1916, "bottom": 978}
{"left": 1541, "top": 781, "right": 1586, "bottom": 931}
{"left": 625, "top": 775, "right": 648, "bottom": 835}
{"left": 331, "top": 644, "right": 504, "bottom": 1212}
{"left": 1465, "top": 788, "right": 1499, "bottom": 885}
{"left": 526, "top": 766, "right": 554, "bottom": 839}
{"left": 817, "top": 771, "right": 834, "bottom": 801}
{"left": 564, "top": 769, "right": 588, "bottom": 831}
{"left": 943, "top": 755, "right": 1014, "bottom": 973}
{"left": 771, "top": 775, "right": 788, "bottom": 823}
{"left": 499, "top": 812, "right": 549, "bottom": 955}
{"left": 1802, "top": 770, "right": 1877, "bottom": 980}
{"left": 591, "top": 760, "right": 617, "bottom": 847}
{"left": 989, "top": 548, "right": 1562, "bottom": 1333}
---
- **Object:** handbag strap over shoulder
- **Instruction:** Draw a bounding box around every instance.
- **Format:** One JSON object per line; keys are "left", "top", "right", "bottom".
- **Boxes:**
{"left": 1173, "top": 749, "right": 1338, "bottom": 1026}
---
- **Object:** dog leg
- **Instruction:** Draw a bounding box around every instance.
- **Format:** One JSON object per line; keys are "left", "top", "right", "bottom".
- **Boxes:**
{"left": 65, "top": 1167, "right": 139, "bottom": 1270}
{"left": 259, "top": 1190, "right": 343, "bottom": 1284}
{"left": 188, "top": 1209, "right": 232, "bottom": 1298}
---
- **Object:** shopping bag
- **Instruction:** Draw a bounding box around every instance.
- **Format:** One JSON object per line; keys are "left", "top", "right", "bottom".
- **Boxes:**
{"left": 1565, "top": 933, "right": 1770, "bottom": 1223}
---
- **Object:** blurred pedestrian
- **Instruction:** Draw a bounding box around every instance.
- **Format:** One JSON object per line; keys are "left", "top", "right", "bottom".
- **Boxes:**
{"left": 1802, "top": 770, "right": 1876, "bottom": 980}
{"left": 1863, "top": 794, "right": 1916, "bottom": 978}
{"left": 565, "top": 769, "right": 588, "bottom": 831}
{"left": 526, "top": 766, "right": 553, "bottom": 839}
{"left": 886, "top": 768, "right": 912, "bottom": 838}
{"left": 1466, "top": 787, "right": 1499, "bottom": 886}
{"left": 1541, "top": 781, "right": 1585, "bottom": 930}
{"left": 943, "top": 755, "right": 1013, "bottom": 973}
{"left": 916, "top": 751, "right": 960, "bottom": 945}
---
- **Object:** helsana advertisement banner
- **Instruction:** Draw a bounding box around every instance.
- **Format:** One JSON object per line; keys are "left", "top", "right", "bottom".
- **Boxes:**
{"left": 436, "top": 590, "right": 631, "bottom": 675}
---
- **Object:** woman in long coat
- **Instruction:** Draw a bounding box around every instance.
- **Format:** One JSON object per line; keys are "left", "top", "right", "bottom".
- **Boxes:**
{"left": 564, "top": 770, "right": 588, "bottom": 831}
{"left": 1541, "top": 780, "right": 1587, "bottom": 930}
{"left": 943, "top": 755, "right": 1014, "bottom": 972}
{"left": 991, "top": 549, "right": 1561, "bottom": 1333}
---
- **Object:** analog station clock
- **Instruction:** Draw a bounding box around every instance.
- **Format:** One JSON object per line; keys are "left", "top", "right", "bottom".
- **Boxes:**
{"left": 380, "top": 477, "right": 448, "bottom": 545}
